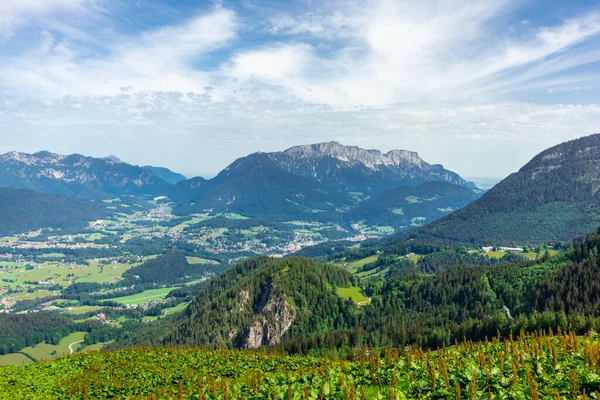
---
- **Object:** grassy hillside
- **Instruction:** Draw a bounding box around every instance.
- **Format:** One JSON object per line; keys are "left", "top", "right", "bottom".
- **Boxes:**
{"left": 1, "top": 329, "right": 599, "bottom": 399}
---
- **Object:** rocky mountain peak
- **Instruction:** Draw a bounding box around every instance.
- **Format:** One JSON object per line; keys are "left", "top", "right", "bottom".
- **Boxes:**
{"left": 0, "top": 150, "right": 175, "bottom": 198}
{"left": 1, "top": 151, "right": 35, "bottom": 164}
{"left": 283, "top": 141, "right": 427, "bottom": 170}
{"left": 102, "top": 155, "right": 123, "bottom": 164}
{"left": 1, "top": 151, "right": 66, "bottom": 165}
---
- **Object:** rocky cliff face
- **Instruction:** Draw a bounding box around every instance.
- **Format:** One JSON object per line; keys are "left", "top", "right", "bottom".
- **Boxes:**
{"left": 282, "top": 141, "right": 425, "bottom": 170}
{"left": 266, "top": 141, "right": 474, "bottom": 193}
{"left": 242, "top": 292, "right": 295, "bottom": 349}
{"left": 124, "top": 257, "right": 357, "bottom": 350}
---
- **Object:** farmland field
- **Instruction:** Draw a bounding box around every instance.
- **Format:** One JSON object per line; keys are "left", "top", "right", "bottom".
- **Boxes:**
{"left": 74, "top": 262, "right": 137, "bottom": 283}
{"left": 408, "top": 253, "right": 422, "bottom": 263}
{"left": 345, "top": 254, "right": 379, "bottom": 273}
{"left": 483, "top": 250, "right": 506, "bottom": 259}
{"left": 160, "top": 302, "right": 188, "bottom": 315}
{"left": 0, "top": 353, "right": 32, "bottom": 366}
{"left": 186, "top": 256, "right": 219, "bottom": 265}
{"left": 0, "top": 261, "right": 138, "bottom": 290}
{"left": 20, "top": 331, "right": 86, "bottom": 362}
{"left": 64, "top": 305, "right": 104, "bottom": 315}
{"left": 103, "top": 287, "right": 175, "bottom": 306}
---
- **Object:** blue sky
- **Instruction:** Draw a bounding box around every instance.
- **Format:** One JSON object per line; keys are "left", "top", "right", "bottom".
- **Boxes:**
{"left": 0, "top": 0, "right": 599, "bottom": 178}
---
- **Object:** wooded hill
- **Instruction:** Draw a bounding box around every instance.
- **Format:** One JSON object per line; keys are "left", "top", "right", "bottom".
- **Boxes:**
{"left": 400, "top": 133, "right": 600, "bottom": 244}
{"left": 116, "top": 228, "right": 600, "bottom": 353}
{"left": 0, "top": 187, "right": 107, "bottom": 236}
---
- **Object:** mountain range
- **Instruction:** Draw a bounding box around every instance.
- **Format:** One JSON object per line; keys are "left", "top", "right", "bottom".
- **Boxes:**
{"left": 0, "top": 151, "right": 175, "bottom": 198}
{"left": 0, "top": 143, "right": 481, "bottom": 233}
{"left": 5, "top": 134, "right": 600, "bottom": 244}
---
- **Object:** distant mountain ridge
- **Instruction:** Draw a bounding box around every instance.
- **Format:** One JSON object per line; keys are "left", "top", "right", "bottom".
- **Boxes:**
{"left": 143, "top": 166, "right": 187, "bottom": 184}
{"left": 0, "top": 143, "right": 479, "bottom": 233}
{"left": 172, "top": 141, "right": 479, "bottom": 227}
{"left": 401, "top": 133, "right": 600, "bottom": 244}
{"left": 0, "top": 151, "right": 179, "bottom": 198}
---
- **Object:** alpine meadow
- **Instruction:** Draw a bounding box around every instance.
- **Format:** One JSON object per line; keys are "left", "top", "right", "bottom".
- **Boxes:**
{"left": 1, "top": 0, "right": 600, "bottom": 399}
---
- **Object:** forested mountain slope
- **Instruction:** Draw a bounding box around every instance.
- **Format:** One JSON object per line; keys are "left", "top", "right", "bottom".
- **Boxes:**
{"left": 118, "top": 229, "right": 600, "bottom": 352}
{"left": 174, "top": 153, "right": 353, "bottom": 221}
{"left": 349, "top": 181, "right": 481, "bottom": 230}
{"left": 0, "top": 187, "right": 107, "bottom": 236}
{"left": 401, "top": 133, "right": 600, "bottom": 244}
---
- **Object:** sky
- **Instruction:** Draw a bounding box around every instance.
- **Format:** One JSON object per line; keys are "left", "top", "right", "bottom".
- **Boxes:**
{"left": 0, "top": 0, "right": 599, "bottom": 179}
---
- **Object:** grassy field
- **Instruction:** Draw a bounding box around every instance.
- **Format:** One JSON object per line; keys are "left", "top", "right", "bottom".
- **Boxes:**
{"left": 169, "top": 216, "right": 208, "bottom": 233}
{"left": 84, "top": 233, "right": 103, "bottom": 241}
{"left": 161, "top": 302, "right": 188, "bottom": 315}
{"left": 0, "top": 353, "right": 32, "bottom": 366}
{"left": 359, "top": 225, "right": 395, "bottom": 235}
{"left": 104, "top": 287, "right": 175, "bottom": 306}
{"left": 221, "top": 213, "right": 251, "bottom": 220}
{"left": 10, "top": 290, "right": 54, "bottom": 301}
{"left": 345, "top": 255, "right": 379, "bottom": 273}
{"left": 484, "top": 250, "right": 506, "bottom": 259}
{"left": 20, "top": 331, "right": 86, "bottom": 362}
{"left": 408, "top": 254, "right": 422, "bottom": 263}
{"left": 75, "top": 262, "right": 135, "bottom": 284}
{"left": 483, "top": 249, "right": 560, "bottom": 260}
{"left": 186, "top": 256, "right": 219, "bottom": 265}
{"left": 79, "top": 342, "right": 105, "bottom": 353}
{"left": 522, "top": 251, "right": 539, "bottom": 259}
{"left": 0, "top": 261, "right": 137, "bottom": 290}
{"left": 335, "top": 286, "right": 370, "bottom": 305}
{"left": 355, "top": 266, "right": 390, "bottom": 279}
{"left": 64, "top": 305, "right": 104, "bottom": 315}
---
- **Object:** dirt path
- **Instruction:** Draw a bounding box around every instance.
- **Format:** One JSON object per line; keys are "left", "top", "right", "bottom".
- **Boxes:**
{"left": 69, "top": 340, "right": 84, "bottom": 355}
{"left": 357, "top": 297, "right": 372, "bottom": 306}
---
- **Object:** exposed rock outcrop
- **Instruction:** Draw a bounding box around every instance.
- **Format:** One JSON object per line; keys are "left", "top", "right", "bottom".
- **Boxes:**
{"left": 242, "top": 292, "right": 295, "bottom": 349}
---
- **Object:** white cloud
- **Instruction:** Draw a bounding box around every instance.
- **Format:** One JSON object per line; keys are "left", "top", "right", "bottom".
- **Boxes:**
{"left": 0, "top": 0, "right": 89, "bottom": 38}
{"left": 247, "top": 1, "right": 599, "bottom": 108}
{"left": 228, "top": 44, "right": 313, "bottom": 81}
{"left": 0, "top": 7, "right": 238, "bottom": 97}
{"left": 0, "top": 0, "right": 599, "bottom": 179}
{"left": 1, "top": 93, "right": 599, "bottom": 178}
{"left": 2, "top": 0, "right": 599, "bottom": 105}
